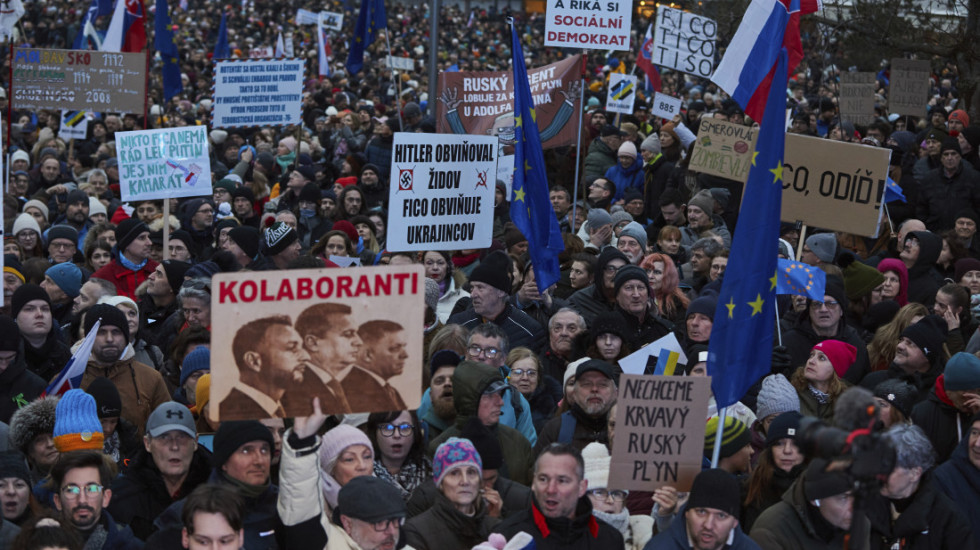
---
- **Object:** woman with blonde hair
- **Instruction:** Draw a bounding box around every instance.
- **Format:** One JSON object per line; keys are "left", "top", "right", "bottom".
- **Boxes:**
{"left": 867, "top": 303, "right": 929, "bottom": 371}
{"left": 791, "top": 340, "right": 853, "bottom": 421}
{"left": 639, "top": 252, "right": 689, "bottom": 324}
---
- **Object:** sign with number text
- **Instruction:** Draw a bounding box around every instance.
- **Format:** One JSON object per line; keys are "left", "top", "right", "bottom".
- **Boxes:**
{"left": 11, "top": 48, "right": 146, "bottom": 113}
{"left": 651, "top": 92, "right": 682, "bottom": 119}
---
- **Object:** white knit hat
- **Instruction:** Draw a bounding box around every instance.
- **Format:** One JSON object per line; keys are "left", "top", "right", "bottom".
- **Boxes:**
{"left": 582, "top": 442, "right": 610, "bottom": 490}
{"left": 88, "top": 197, "right": 107, "bottom": 217}
{"left": 756, "top": 374, "right": 800, "bottom": 421}
{"left": 12, "top": 212, "right": 41, "bottom": 237}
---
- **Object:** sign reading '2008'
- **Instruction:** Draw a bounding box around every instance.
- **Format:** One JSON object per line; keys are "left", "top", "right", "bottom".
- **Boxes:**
{"left": 11, "top": 48, "right": 146, "bottom": 114}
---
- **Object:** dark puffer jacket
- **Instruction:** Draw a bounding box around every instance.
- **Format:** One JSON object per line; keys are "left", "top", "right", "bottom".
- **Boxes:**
{"left": 866, "top": 476, "right": 975, "bottom": 549}
{"left": 493, "top": 496, "right": 624, "bottom": 549}
{"left": 0, "top": 344, "right": 45, "bottom": 425}
{"left": 403, "top": 490, "right": 498, "bottom": 549}
{"left": 932, "top": 430, "right": 980, "bottom": 544}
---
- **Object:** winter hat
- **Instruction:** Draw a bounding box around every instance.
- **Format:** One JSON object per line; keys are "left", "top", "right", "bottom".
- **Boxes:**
{"left": 0, "top": 452, "right": 31, "bottom": 486}
{"left": 115, "top": 218, "right": 149, "bottom": 253}
{"left": 47, "top": 225, "right": 79, "bottom": 246}
{"left": 52, "top": 389, "right": 105, "bottom": 452}
{"left": 430, "top": 349, "right": 463, "bottom": 378}
{"left": 623, "top": 188, "right": 644, "bottom": 205}
{"left": 424, "top": 278, "right": 440, "bottom": 313}
{"left": 86, "top": 377, "right": 122, "bottom": 419}
{"left": 0, "top": 315, "right": 19, "bottom": 352}
{"left": 765, "top": 411, "right": 803, "bottom": 447}
{"left": 687, "top": 190, "right": 714, "bottom": 215}
{"left": 703, "top": 416, "right": 750, "bottom": 458}
{"left": 331, "top": 220, "right": 359, "bottom": 243}
{"left": 955, "top": 258, "right": 980, "bottom": 283}
{"left": 181, "top": 347, "right": 211, "bottom": 386}
{"left": 278, "top": 136, "right": 297, "bottom": 153}
{"left": 804, "top": 458, "right": 852, "bottom": 500}
{"left": 640, "top": 134, "right": 661, "bottom": 155}
{"left": 862, "top": 300, "right": 901, "bottom": 335}
{"left": 805, "top": 233, "right": 837, "bottom": 263}
{"left": 925, "top": 127, "right": 948, "bottom": 143}
{"left": 11, "top": 149, "right": 30, "bottom": 165}
{"left": 709, "top": 188, "right": 731, "bottom": 211}
{"left": 591, "top": 311, "right": 629, "bottom": 342}
{"left": 161, "top": 260, "right": 192, "bottom": 295}
{"left": 299, "top": 182, "right": 321, "bottom": 204}
{"left": 941, "top": 137, "right": 962, "bottom": 156}
{"left": 320, "top": 424, "right": 374, "bottom": 473}
{"left": 3, "top": 255, "right": 24, "bottom": 285}
{"left": 587, "top": 208, "right": 612, "bottom": 229}
{"left": 504, "top": 228, "right": 527, "bottom": 249}
{"left": 876, "top": 259, "right": 909, "bottom": 306}
{"left": 873, "top": 379, "right": 918, "bottom": 419}
{"left": 687, "top": 295, "right": 718, "bottom": 321}
{"left": 84, "top": 303, "right": 130, "bottom": 344}
{"left": 212, "top": 420, "right": 276, "bottom": 468}
{"left": 337, "top": 476, "right": 406, "bottom": 523}
{"left": 575, "top": 359, "right": 616, "bottom": 381}
{"left": 469, "top": 250, "right": 512, "bottom": 294}
{"left": 65, "top": 189, "right": 89, "bottom": 206}
{"left": 9, "top": 395, "right": 58, "bottom": 453}
{"left": 948, "top": 109, "right": 970, "bottom": 127}
{"left": 618, "top": 141, "right": 637, "bottom": 159}
{"left": 195, "top": 374, "right": 212, "bottom": 412}
{"left": 232, "top": 185, "right": 256, "bottom": 203}
{"left": 613, "top": 265, "right": 648, "bottom": 295}
{"left": 838, "top": 252, "right": 883, "bottom": 300}
{"left": 962, "top": 126, "right": 980, "bottom": 150}
{"left": 582, "top": 442, "right": 611, "bottom": 490}
{"left": 756, "top": 374, "right": 800, "bottom": 421}
{"left": 169, "top": 230, "right": 198, "bottom": 256}
{"left": 611, "top": 211, "right": 633, "bottom": 229}
{"left": 564, "top": 359, "right": 586, "bottom": 389}
{"left": 23, "top": 200, "right": 49, "bottom": 221}
{"left": 213, "top": 179, "right": 237, "bottom": 196}
{"left": 618, "top": 222, "right": 647, "bottom": 252}
{"left": 228, "top": 226, "right": 260, "bottom": 259}
{"left": 812, "top": 339, "right": 857, "bottom": 378}
{"left": 900, "top": 314, "right": 946, "bottom": 361}
{"left": 433, "top": 437, "right": 483, "bottom": 487}
{"left": 11, "top": 283, "right": 51, "bottom": 317}
{"left": 823, "top": 275, "right": 849, "bottom": 309}
{"left": 944, "top": 352, "right": 980, "bottom": 391}
{"left": 45, "top": 262, "right": 83, "bottom": 298}
{"left": 686, "top": 469, "right": 741, "bottom": 517}
{"left": 185, "top": 261, "right": 220, "bottom": 279}
{"left": 263, "top": 222, "right": 298, "bottom": 256}
{"left": 12, "top": 213, "right": 41, "bottom": 238}
{"left": 459, "top": 417, "right": 503, "bottom": 470}
{"left": 88, "top": 197, "right": 107, "bottom": 218}
{"left": 146, "top": 401, "right": 196, "bottom": 438}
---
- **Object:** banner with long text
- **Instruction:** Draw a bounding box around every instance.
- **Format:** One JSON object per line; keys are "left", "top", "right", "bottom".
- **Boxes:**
{"left": 436, "top": 55, "right": 582, "bottom": 150}
{"left": 387, "top": 133, "right": 497, "bottom": 252}
{"left": 212, "top": 59, "right": 305, "bottom": 128}
{"left": 544, "top": 0, "right": 632, "bottom": 50}
{"left": 210, "top": 265, "right": 425, "bottom": 421}
{"left": 116, "top": 126, "right": 213, "bottom": 202}
{"left": 11, "top": 48, "right": 146, "bottom": 113}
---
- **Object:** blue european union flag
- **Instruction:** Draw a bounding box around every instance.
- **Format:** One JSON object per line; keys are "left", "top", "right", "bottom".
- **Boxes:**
{"left": 509, "top": 20, "right": 564, "bottom": 290}
{"left": 155, "top": 0, "right": 182, "bottom": 101}
{"left": 776, "top": 258, "right": 826, "bottom": 301}
{"left": 884, "top": 176, "right": 906, "bottom": 203}
{"left": 213, "top": 12, "right": 230, "bottom": 60}
{"left": 707, "top": 49, "right": 790, "bottom": 409}
{"left": 346, "top": 0, "right": 386, "bottom": 75}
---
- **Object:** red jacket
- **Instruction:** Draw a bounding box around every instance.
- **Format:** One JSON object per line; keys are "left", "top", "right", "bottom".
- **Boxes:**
{"left": 92, "top": 258, "right": 159, "bottom": 300}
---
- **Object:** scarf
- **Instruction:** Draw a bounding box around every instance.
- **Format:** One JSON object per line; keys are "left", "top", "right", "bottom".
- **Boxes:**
{"left": 592, "top": 508, "right": 631, "bottom": 542}
{"left": 103, "top": 431, "right": 121, "bottom": 464}
{"left": 118, "top": 250, "right": 148, "bottom": 272}
{"left": 275, "top": 151, "right": 296, "bottom": 172}
{"left": 81, "top": 523, "right": 108, "bottom": 550}
{"left": 372, "top": 457, "right": 433, "bottom": 501}
{"left": 220, "top": 470, "right": 270, "bottom": 499}
{"left": 808, "top": 385, "right": 830, "bottom": 405}
{"left": 452, "top": 252, "right": 480, "bottom": 268}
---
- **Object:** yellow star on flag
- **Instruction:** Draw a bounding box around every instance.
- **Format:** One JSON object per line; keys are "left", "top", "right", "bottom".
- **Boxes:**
{"left": 752, "top": 151, "right": 759, "bottom": 166}
{"left": 748, "top": 294, "right": 764, "bottom": 316}
{"left": 530, "top": 107, "right": 536, "bottom": 123}
{"left": 515, "top": 114, "right": 522, "bottom": 128}
{"left": 770, "top": 271, "right": 778, "bottom": 291}
{"left": 726, "top": 297, "right": 736, "bottom": 319}
{"left": 514, "top": 187, "right": 526, "bottom": 202}
{"left": 769, "top": 160, "right": 784, "bottom": 184}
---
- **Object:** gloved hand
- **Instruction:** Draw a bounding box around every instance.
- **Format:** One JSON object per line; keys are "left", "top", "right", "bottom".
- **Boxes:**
{"left": 771, "top": 345, "right": 792, "bottom": 374}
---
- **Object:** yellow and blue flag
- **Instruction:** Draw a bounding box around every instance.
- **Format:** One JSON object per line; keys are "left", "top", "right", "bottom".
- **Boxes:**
{"left": 346, "top": 0, "right": 386, "bottom": 75}
{"left": 776, "top": 259, "right": 826, "bottom": 301}
{"left": 509, "top": 20, "right": 564, "bottom": 289}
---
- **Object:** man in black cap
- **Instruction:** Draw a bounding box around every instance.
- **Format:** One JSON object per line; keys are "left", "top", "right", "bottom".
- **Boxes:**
{"left": 862, "top": 314, "right": 947, "bottom": 403}
{"left": 613, "top": 266, "right": 673, "bottom": 349}
{"left": 584, "top": 124, "right": 625, "bottom": 179}
{"left": 358, "top": 163, "right": 386, "bottom": 209}
{"left": 448, "top": 250, "right": 543, "bottom": 349}
{"left": 231, "top": 186, "right": 259, "bottom": 228}
{"left": 12, "top": 283, "right": 71, "bottom": 381}
{"left": 47, "top": 189, "right": 91, "bottom": 252}
{"left": 167, "top": 230, "right": 197, "bottom": 262}
{"left": 646, "top": 468, "right": 760, "bottom": 549}
{"left": 46, "top": 224, "right": 79, "bottom": 264}
{"left": 535, "top": 359, "right": 618, "bottom": 454}
{"left": 257, "top": 222, "right": 301, "bottom": 271}
{"left": 223, "top": 226, "right": 261, "bottom": 269}
{"left": 0, "top": 315, "right": 45, "bottom": 425}
{"left": 140, "top": 260, "right": 190, "bottom": 347}
{"left": 92, "top": 217, "right": 159, "bottom": 300}
{"left": 275, "top": 165, "right": 317, "bottom": 214}
{"left": 917, "top": 137, "right": 980, "bottom": 232}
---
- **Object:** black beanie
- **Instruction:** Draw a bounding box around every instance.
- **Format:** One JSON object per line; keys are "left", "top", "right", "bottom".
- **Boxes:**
{"left": 232, "top": 186, "right": 255, "bottom": 203}
{"left": 941, "top": 136, "right": 962, "bottom": 156}
{"left": 804, "top": 458, "right": 852, "bottom": 500}
{"left": 822, "top": 275, "right": 848, "bottom": 309}
{"left": 47, "top": 224, "right": 79, "bottom": 246}
{"left": 169, "top": 229, "right": 199, "bottom": 257}
{"left": 686, "top": 469, "right": 741, "bottom": 517}
{"left": 613, "top": 265, "right": 649, "bottom": 295}
{"left": 84, "top": 303, "right": 130, "bottom": 344}
{"left": 115, "top": 218, "right": 149, "bottom": 254}
{"left": 87, "top": 377, "right": 123, "bottom": 418}
{"left": 161, "top": 260, "right": 192, "bottom": 295}
{"left": 591, "top": 311, "right": 629, "bottom": 342}
{"left": 299, "top": 182, "right": 321, "bottom": 204}
{"left": 11, "top": 283, "right": 51, "bottom": 318}
{"left": 0, "top": 452, "right": 31, "bottom": 486}
{"left": 212, "top": 420, "right": 276, "bottom": 468}
{"left": 459, "top": 417, "right": 503, "bottom": 470}
{"left": 900, "top": 314, "right": 946, "bottom": 360}
{"left": 0, "top": 315, "right": 20, "bottom": 352}
{"left": 687, "top": 295, "right": 718, "bottom": 321}
{"left": 469, "top": 250, "right": 512, "bottom": 294}
{"left": 228, "top": 226, "right": 260, "bottom": 259}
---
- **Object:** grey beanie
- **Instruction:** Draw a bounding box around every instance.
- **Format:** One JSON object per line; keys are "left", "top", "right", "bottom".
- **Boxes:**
{"left": 640, "top": 134, "right": 662, "bottom": 155}
{"left": 619, "top": 222, "right": 647, "bottom": 252}
{"left": 805, "top": 233, "right": 837, "bottom": 263}
{"left": 688, "top": 190, "right": 715, "bottom": 215}
{"left": 756, "top": 374, "right": 800, "bottom": 421}
{"left": 611, "top": 211, "right": 633, "bottom": 228}
{"left": 587, "top": 208, "right": 612, "bottom": 228}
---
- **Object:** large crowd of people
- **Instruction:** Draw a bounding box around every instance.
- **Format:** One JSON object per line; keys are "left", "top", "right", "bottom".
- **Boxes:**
{"left": 1, "top": 0, "right": 980, "bottom": 549}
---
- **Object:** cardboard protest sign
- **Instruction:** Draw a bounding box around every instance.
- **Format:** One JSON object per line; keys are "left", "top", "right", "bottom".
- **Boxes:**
{"left": 116, "top": 126, "right": 212, "bottom": 202}
{"left": 651, "top": 92, "right": 682, "bottom": 120}
{"left": 654, "top": 7, "right": 716, "bottom": 78}
{"left": 212, "top": 59, "right": 304, "bottom": 128}
{"left": 839, "top": 72, "right": 876, "bottom": 126}
{"left": 58, "top": 110, "right": 89, "bottom": 141}
{"left": 387, "top": 133, "right": 497, "bottom": 252}
{"left": 609, "top": 375, "right": 712, "bottom": 491}
{"left": 544, "top": 0, "right": 631, "bottom": 50}
{"left": 606, "top": 74, "right": 637, "bottom": 114}
{"left": 11, "top": 48, "right": 146, "bottom": 113}
{"left": 209, "top": 265, "right": 424, "bottom": 421}
{"left": 889, "top": 59, "right": 930, "bottom": 117}
{"left": 436, "top": 55, "right": 582, "bottom": 149}
{"left": 688, "top": 118, "right": 758, "bottom": 182}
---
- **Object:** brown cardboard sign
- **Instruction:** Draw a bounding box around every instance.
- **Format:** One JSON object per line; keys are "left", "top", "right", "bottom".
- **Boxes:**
{"left": 689, "top": 118, "right": 758, "bottom": 182}
{"left": 609, "top": 375, "right": 712, "bottom": 492}
{"left": 209, "top": 265, "right": 424, "bottom": 421}
{"left": 840, "top": 72, "right": 877, "bottom": 126}
{"left": 11, "top": 48, "right": 146, "bottom": 114}
{"left": 889, "top": 59, "right": 931, "bottom": 117}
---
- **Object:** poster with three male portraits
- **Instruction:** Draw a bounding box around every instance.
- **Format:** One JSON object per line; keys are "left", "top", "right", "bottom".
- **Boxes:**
{"left": 209, "top": 264, "right": 424, "bottom": 421}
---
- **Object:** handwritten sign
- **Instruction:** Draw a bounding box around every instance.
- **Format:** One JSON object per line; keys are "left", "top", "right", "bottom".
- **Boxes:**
{"left": 653, "top": 7, "right": 716, "bottom": 77}
{"left": 11, "top": 48, "right": 146, "bottom": 113}
{"left": 212, "top": 59, "right": 304, "bottom": 128}
{"left": 58, "top": 110, "right": 89, "bottom": 141}
{"left": 609, "top": 375, "right": 711, "bottom": 491}
{"left": 115, "top": 126, "right": 212, "bottom": 202}
{"left": 544, "top": 0, "right": 632, "bottom": 51}
{"left": 689, "top": 118, "right": 758, "bottom": 182}
{"left": 387, "top": 133, "right": 496, "bottom": 252}
{"left": 606, "top": 74, "right": 637, "bottom": 114}
{"left": 839, "top": 72, "right": 876, "bottom": 126}
{"left": 889, "top": 59, "right": 930, "bottom": 117}
{"left": 386, "top": 56, "right": 414, "bottom": 71}
{"left": 651, "top": 92, "right": 682, "bottom": 120}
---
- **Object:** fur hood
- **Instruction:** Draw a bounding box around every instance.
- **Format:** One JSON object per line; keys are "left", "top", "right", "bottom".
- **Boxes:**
{"left": 147, "top": 214, "right": 180, "bottom": 233}
{"left": 8, "top": 395, "right": 58, "bottom": 452}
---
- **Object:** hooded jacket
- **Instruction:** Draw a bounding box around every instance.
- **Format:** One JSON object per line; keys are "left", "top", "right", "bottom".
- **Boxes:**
{"left": 584, "top": 137, "right": 618, "bottom": 180}
{"left": 911, "top": 375, "right": 975, "bottom": 463}
{"left": 568, "top": 248, "right": 630, "bottom": 326}
{"left": 80, "top": 344, "right": 171, "bottom": 438}
{"left": 0, "top": 343, "right": 45, "bottom": 424}
{"left": 645, "top": 503, "right": 760, "bottom": 549}
{"left": 932, "top": 430, "right": 980, "bottom": 544}
{"left": 493, "top": 495, "right": 624, "bottom": 549}
{"left": 903, "top": 230, "right": 943, "bottom": 307}
{"left": 605, "top": 157, "right": 644, "bottom": 203}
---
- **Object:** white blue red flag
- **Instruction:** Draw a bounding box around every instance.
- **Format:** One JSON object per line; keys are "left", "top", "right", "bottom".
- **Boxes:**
{"left": 103, "top": 0, "right": 146, "bottom": 53}
{"left": 635, "top": 24, "right": 661, "bottom": 93}
{"left": 42, "top": 320, "right": 100, "bottom": 397}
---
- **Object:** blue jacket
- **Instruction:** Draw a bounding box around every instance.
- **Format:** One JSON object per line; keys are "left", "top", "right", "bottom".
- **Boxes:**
{"left": 643, "top": 505, "right": 761, "bottom": 550}
{"left": 605, "top": 158, "right": 644, "bottom": 203}
{"left": 417, "top": 378, "right": 538, "bottom": 446}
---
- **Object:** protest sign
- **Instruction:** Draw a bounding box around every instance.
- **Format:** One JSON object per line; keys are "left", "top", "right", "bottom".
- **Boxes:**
{"left": 839, "top": 72, "right": 876, "bottom": 126}
{"left": 296, "top": 8, "right": 343, "bottom": 30}
{"left": 497, "top": 153, "right": 516, "bottom": 199}
{"left": 544, "top": 0, "right": 631, "bottom": 50}
{"left": 209, "top": 265, "right": 425, "bottom": 421}
{"left": 436, "top": 55, "right": 582, "bottom": 149}
{"left": 386, "top": 56, "right": 414, "bottom": 71}
{"left": 606, "top": 74, "right": 637, "bottom": 114}
{"left": 212, "top": 59, "right": 304, "bottom": 128}
{"left": 115, "top": 126, "right": 212, "bottom": 202}
{"left": 248, "top": 47, "right": 273, "bottom": 58}
{"left": 889, "top": 59, "right": 931, "bottom": 117}
{"left": 609, "top": 375, "right": 712, "bottom": 491}
{"left": 58, "top": 110, "right": 89, "bottom": 141}
{"left": 654, "top": 7, "right": 716, "bottom": 78}
{"left": 688, "top": 118, "right": 758, "bottom": 182}
{"left": 619, "top": 332, "right": 688, "bottom": 375}
{"left": 651, "top": 92, "right": 682, "bottom": 120}
{"left": 387, "top": 133, "right": 497, "bottom": 252}
{"left": 11, "top": 48, "right": 146, "bottom": 113}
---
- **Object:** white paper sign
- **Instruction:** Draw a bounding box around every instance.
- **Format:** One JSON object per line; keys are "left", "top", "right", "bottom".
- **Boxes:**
{"left": 651, "top": 92, "right": 682, "bottom": 119}
{"left": 296, "top": 9, "right": 343, "bottom": 30}
{"left": 58, "top": 110, "right": 89, "bottom": 140}
{"left": 116, "top": 126, "right": 212, "bottom": 202}
{"left": 606, "top": 73, "right": 637, "bottom": 114}
{"left": 387, "top": 132, "right": 497, "bottom": 252}
{"left": 248, "top": 47, "right": 273, "bottom": 58}
{"left": 386, "top": 56, "right": 414, "bottom": 71}
{"left": 212, "top": 59, "right": 304, "bottom": 128}
{"left": 618, "top": 332, "right": 689, "bottom": 375}
{"left": 654, "top": 7, "right": 716, "bottom": 77}
{"left": 544, "top": 0, "right": 632, "bottom": 51}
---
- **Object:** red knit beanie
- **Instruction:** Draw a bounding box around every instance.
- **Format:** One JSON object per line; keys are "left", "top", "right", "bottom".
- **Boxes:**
{"left": 812, "top": 339, "right": 857, "bottom": 378}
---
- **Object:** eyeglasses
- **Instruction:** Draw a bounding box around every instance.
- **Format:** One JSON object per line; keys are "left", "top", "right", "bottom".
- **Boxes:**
{"left": 809, "top": 300, "right": 840, "bottom": 310}
{"left": 60, "top": 483, "right": 104, "bottom": 501}
{"left": 587, "top": 489, "right": 628, "bottom": 501}
{"left": 378, "top": 423, "right": 414, "bottom": 437}
{"left": 369, "top": 517, "right": 405, "bottom": 531}
{"left": 468, "top": 344, "right": 500, "bottom": 358}
{"left": 510, "top": 368, "right": 538, "bottom": 378}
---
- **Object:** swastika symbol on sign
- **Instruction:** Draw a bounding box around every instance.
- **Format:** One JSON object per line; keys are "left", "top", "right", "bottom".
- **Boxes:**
{"left": 398, "top": 167, "right": 414, "bottom": 192}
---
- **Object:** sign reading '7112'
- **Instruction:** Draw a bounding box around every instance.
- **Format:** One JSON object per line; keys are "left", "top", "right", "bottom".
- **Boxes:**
{"left": 11, "top": 48, "right": 146, "bottom": 114}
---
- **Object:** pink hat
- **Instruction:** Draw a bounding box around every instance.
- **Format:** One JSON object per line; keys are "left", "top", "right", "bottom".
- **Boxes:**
{"left": 279, "top": 136, "right": 297, "bottom": 153}
{"left": 812, "top": 339, "right": 857, "bottom": 378}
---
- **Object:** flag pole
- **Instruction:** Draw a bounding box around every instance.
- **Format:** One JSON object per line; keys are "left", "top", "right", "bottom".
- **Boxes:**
{"left": 774, "top": 302, "right": 783, "bottom": 346}
{"left": 710, "top": 406, "right": 726, "bottom": 468}
{"left": 795, "top": 223, "right": 807, "bottom": 260}
{"left": 570, "top": 50, "right": 587, "bottom": 233}
{"left": 383, "top": 30, "right": 404, "bottom": 132}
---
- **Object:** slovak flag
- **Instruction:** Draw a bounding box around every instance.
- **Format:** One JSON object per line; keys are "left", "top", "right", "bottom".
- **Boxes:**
{"left": 635, "top": 24, "right": 661, "bottom": 93}
{"left": 102, "top": 0, "right": 147, "bottom": 53}
{"left": 42, "top": 320, "right": 100, "bottom": 397}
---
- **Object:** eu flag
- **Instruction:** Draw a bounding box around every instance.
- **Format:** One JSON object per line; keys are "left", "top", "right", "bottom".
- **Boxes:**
{"left": 776, "top": 258, "right": 826, "bottom": 301}
{"left": 213, "top": 11, "right": 229, "bottom": 60}
{"left": 707, "top": 48, "right": 789, "bottom": 409}
{"left": 509, "top": 21, "right": 564, "bottom": 290}
{"left": 155, "top": 0, "right": 182, "bottom": 101}
{"left": 346, "top": 0, "right": 386, "bottom": 75}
